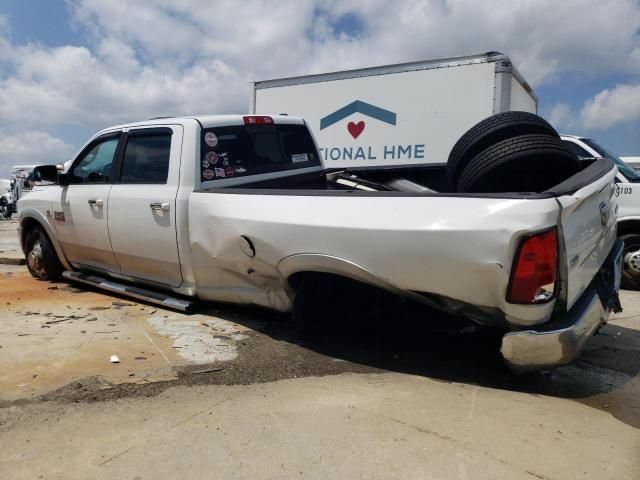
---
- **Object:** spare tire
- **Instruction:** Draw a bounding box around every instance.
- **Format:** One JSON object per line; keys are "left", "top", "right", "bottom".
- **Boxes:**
{"left": 457, "top": 134, "right": 581, "bottom": 193}
{"left": 447, "top": 111, "right": 559, "bottom": 189}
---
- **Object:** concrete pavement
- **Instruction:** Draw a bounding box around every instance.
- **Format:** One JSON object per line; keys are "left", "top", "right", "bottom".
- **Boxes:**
{"left": 1, "top": 373, "right": 638, "bottom": 479}
{"left": 0, "top": 223, "right": 639, "bottom": 479}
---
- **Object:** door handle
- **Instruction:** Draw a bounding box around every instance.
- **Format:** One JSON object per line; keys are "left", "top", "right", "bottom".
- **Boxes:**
{"left": 88, "top": 199, "right": 104, "bottom": 207}
{"left": 150, "top": 202, "right": 170, "bottom": 212}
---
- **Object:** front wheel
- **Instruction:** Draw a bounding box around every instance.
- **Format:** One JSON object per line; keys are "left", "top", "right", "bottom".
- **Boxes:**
{"left": 24, "top": 227, "right": 63, "bottom": 280}
{"left": 620, "top": 234, "right": 640, "bottom": 290}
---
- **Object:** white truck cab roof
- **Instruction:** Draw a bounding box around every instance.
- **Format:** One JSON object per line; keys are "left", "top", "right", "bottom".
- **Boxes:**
{"left": 99, "top": 114, "right": 305, "bottom": 134}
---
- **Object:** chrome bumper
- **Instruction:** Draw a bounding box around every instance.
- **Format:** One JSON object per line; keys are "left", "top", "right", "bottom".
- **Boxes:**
{"left": 501, "top": 240, "right": 623, "bottom": 373}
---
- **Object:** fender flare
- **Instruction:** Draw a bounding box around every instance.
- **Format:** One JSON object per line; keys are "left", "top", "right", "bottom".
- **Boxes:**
{"left": 18, "top": 208, "right": 72, "bottom": 271}
{"left": 278, "top": 254, "right": 394, "bottom": 290}
{"left": 618, "top": 216, "right": 640, "bottom": 223}
{"left": 277, "top": 253, "right": 428, "bottom": 305}
{"left": 617, "top": 217, "right": 640, "bottom": 238}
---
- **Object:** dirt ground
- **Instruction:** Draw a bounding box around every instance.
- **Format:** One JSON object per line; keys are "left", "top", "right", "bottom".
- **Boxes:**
{"left": 0, "top": 220, "right": 639, "bottom": 479}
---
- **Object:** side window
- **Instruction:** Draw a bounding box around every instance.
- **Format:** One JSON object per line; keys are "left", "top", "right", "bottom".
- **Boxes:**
{"left": 70, "top": 137, "right": 119, "bottom": 183}
{"left": 120, "top": 132, "right": 172, "bottom": 184}
{"left": 563, "top": 141, "right": 592, "bottom": 159}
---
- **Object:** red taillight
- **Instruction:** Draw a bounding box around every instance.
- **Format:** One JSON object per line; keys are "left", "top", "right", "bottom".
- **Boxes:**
{"left": 508, "top": 229, "right": 557, "bottom": 304}
{"left": 243, "top": 115, "right": 274, "bottom": 125}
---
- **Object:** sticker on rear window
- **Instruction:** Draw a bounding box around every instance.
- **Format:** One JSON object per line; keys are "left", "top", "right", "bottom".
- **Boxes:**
{"left": 292, "top": 153, "right": 308, "bottom": 163}
{"left": 204, "top": 132, "right": 218, "bottom": 148}
{"left": 206, "top": 151, "right": 219, "bottom": 165}
{"left": 202, "top": 169, "right": 214, "bottom": 180}
{"left": 215, "top": 167, "right": 226, "bottom": 178}
{"left": 202, "top": 160, "right": 210, "bottom": 168}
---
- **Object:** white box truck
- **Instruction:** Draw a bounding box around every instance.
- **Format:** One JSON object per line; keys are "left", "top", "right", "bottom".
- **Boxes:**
{"left": 251, "top": 52, "right": 537, "bottom": 169}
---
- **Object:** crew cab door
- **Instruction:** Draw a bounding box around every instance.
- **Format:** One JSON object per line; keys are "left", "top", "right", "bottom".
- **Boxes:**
{"left": 53, "top": 132, "right": 121, "bottom": 272}
{"left": 107, "top": 126, "right": 183, "bottom": 287}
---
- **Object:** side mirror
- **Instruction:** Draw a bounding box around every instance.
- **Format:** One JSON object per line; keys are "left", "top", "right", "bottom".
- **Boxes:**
{"left": 58, "top": 173, "right": 71, "bottom": 186}
{"left": 33, "top": 165, "right": 60, "bottom": 186}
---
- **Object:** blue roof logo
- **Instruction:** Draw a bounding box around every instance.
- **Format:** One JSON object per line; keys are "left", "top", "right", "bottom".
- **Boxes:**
{"left": 320, "top": 100, "right": 397, "bottom": 131}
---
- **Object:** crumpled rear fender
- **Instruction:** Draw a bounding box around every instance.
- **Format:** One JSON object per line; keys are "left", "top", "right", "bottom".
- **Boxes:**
{"left": 277, "top": 253, "right": 434, "bottom": 308}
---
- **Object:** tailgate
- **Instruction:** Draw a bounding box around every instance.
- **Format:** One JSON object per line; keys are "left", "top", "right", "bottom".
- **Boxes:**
{"left": 556, "top": 161, "right": 618, "bottom": 310}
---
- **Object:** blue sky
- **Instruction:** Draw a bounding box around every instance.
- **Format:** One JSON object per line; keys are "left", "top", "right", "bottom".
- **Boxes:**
{"left": 0, "top": 0, "right": 639, "bottom": 176}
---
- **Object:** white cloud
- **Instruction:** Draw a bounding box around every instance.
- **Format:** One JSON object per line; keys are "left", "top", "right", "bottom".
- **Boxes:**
{"left": 545, "top": 82, "right": 640, "bottom": 133}
{"left": 547, "top": 102, "right": 576, "bottom": 132}
{"left": 0, "top": 131, "right": 76, "bottom": 178}
{"left": 581, "top": 83, "right": 640, "bottom": 130}
{"left": 0, "top": 0, "right": 639, "bottom": 152}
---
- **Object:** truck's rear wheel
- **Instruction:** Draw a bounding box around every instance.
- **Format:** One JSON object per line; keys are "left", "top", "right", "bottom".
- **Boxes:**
{"left": 24, "top": 227, "right": 63, "bottom": 281}
{"left": 293, "top": 287, "right": 319, "bottom": 340}
{"left": 447, "top": 111, "right": 559, "bottom": 189}
{"left": 456, "top": 134, "right": 581, "bottom": 193}
{"left": 293, "top": 276, "right": 342, "bottom": 340}
{"left": 620, "top": 234, "right": 640, "bottom": 290}
{"left": 292, "top": 274, "right": 402, "bottom": 341}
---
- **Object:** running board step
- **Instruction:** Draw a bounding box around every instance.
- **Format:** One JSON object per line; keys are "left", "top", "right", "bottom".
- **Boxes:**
{"left": 62, "top": 271, "right": 195, "bottom": 313}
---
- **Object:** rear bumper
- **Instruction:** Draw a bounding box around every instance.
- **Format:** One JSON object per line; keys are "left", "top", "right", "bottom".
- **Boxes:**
{"left": 501, "top": 240, "right": 623, "bottom": 373}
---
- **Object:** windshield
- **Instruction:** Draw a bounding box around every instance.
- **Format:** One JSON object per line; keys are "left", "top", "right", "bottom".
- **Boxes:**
{"left": 582, "top": 138, "right": 640, "bottom": 182}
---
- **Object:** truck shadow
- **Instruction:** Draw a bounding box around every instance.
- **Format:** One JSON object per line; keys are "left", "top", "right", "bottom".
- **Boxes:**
{"left": 206, "top": 303, "right": 640, "bottom": 430}
{"left": 57, "top": 277, "right": 638, "bottom": 429}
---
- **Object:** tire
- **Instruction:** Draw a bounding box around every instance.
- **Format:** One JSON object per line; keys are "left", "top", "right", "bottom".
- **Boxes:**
{"left": 457, "top": 134, "right": 581, "bottom": 193}
{"left": 620, "top": 234, "right": 640, "bottom": 290}
{"left": 293, "top": 277, "right": 335, "bottom": 341}
{"left": 293, "top": 275, "right": 402, "bottom": 341}
{"left": 24, "top": 227, "right": 63, "bottom": 281}
{"left": 447, "top": 111, "right": 559, "bottom": 189}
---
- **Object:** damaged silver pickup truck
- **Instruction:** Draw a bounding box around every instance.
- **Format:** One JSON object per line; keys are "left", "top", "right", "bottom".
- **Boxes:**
{"left": 19, "top": 114, "right": 622, "bottom": 372}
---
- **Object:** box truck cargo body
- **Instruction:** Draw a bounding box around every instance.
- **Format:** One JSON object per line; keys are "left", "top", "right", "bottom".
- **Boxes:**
{"left": 251, "top": 52, "right": 537, "bottom": 169}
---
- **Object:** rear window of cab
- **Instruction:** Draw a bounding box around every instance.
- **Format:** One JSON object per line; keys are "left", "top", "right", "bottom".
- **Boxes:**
{"left": 200, "top": 123, "right": 320, "bottom": 182}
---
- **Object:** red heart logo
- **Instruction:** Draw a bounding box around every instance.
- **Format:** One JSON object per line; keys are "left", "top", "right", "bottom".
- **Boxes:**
{"left": 347, "top": 121, "right": 365, "bottom": 139}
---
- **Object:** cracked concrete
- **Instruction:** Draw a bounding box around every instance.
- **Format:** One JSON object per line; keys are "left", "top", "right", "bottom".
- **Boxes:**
{"left": 0, "top": 224, "right": 639, "bottom": 479}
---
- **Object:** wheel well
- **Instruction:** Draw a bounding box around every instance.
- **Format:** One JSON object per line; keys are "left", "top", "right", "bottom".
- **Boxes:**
{"left": 287, "top": 271, "right": 401, "bottom": 307}
{"left": 288, "top": 271, "right": 369, "bottom": 292}
{"left": 20, "top": 217, "right": 42, "bottom": 249}
{"left": 617, "top": 220, "right": 640, "bottom": 237}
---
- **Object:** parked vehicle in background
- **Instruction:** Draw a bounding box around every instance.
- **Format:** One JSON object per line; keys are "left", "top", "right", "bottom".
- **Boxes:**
{"left": 561, "top": 135, "right": 640, "bottom": 290}
{"left": 0, "top": 179, "right": 12, "bottom": 218}
{"left": 252, "top": 51, "right": 586, "bottom": 194}
{"left": 0, "top": 165, "right": 37, "bottom": 219}
{"left": 621, "top": 157, "right": 640, "bottom": 173}
{"left": 252, "top": 52, "right": 537, "bottom": 171}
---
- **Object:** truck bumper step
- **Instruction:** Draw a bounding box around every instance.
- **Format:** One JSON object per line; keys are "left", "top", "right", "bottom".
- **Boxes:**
{"left": 62, "top": 271, "right": 195, "bottom": 313}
